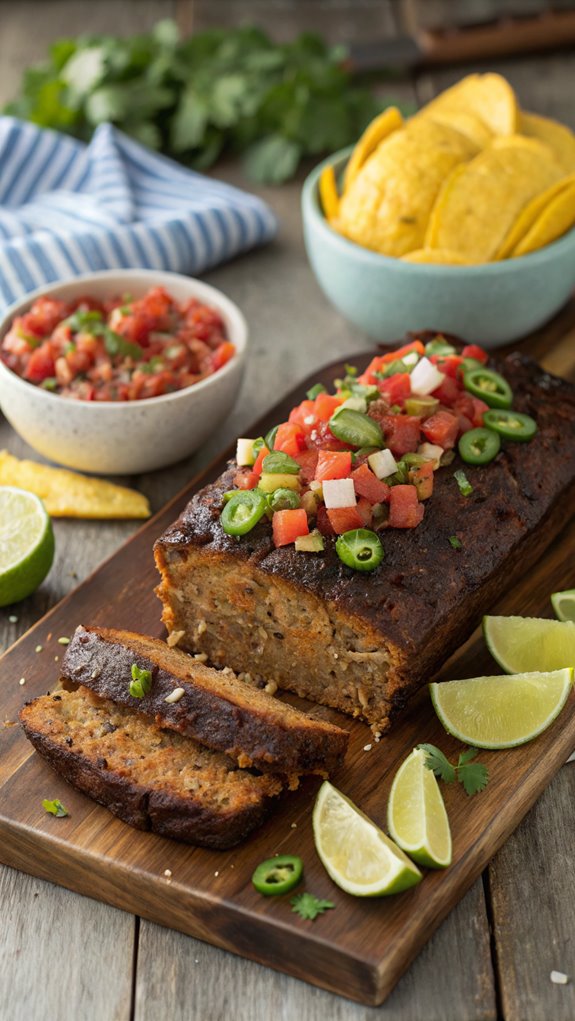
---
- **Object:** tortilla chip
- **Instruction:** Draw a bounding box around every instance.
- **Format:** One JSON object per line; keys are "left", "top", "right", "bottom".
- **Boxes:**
{"left": 521, "top": 112, "right": 575, "bottom": 175}
{"left": 416, "top": 109, "right": 493, "bottom": 150}
{"left": 0, "top": 450, "right": 151, "bottom": 519}
{"left": 343, "top": 106, "right": 403, "bottom": 191}
{"left": 422, "top": 73, "right": 518, "bottom": 136}
{"left": 496, "top": 174, "right": 575, "bottom": 259}
{"left": 425, "top": 136, "right": 563, "bottom": 262}
{"left": 402, "top": 248, "right": 474, "bottom": 265}
{"left": 319, "top": 164, "right": 340, "bottom": 221}
{"left": 337, "top": 119, "right": 478, "bottom": 258}
{"left": 512, "top": 180, "right": 575, "bottom": 257}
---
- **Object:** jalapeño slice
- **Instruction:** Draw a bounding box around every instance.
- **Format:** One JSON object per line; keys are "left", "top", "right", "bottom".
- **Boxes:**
{"left": 336, "top": 528, "right": 384, "bottom": 572}
{"left": 329, "top": 409, "right": 383, "bottom": 449}
{"left": 464, "top": 368, "right": 513, "bottom": 409}
{"left": 458, "top": 427, "right": 500, "bottom": 465}
{"left": 220, "top": 490, "right": 267, "bottom": 535}
{"left": 482, "top": 409, "right": 537, "bottom": 442}
{"left": 252, "top": 855, "right": 303, "bottom": 895}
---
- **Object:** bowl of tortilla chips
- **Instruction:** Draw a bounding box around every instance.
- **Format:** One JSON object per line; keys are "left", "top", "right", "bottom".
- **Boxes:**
{"left": 0, "top": 270, "right": 248, "bottom": 474}
{"left": 302, "top": 73, "right": 575, "bottom": 346}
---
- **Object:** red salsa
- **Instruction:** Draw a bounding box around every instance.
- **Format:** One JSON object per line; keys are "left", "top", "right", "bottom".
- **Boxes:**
{"left": 1, "top": 286, "right": 235, "bottom": 401}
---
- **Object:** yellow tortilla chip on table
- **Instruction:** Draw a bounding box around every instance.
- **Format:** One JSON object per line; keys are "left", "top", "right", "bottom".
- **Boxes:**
{"left": 512, "top": 180, "right": 575, "bottom": 257}
{"left": 336, "top": 118, "right": 479, "bottom": 258}
{"left": 425, "top": 136, "right": 563, "bottom": 263}
{"left": 520, "top": 112, "right": 575, "bottom": 174}
{"left": 401, "top": 248, "right": 474, "bottom": 265}
{"left": 319, "top": 164, "right": 340, "bottom": 221}
{"left": 0, "top": 450, "right": 151, "bottom": 519}
{"left": 343, "top": 106, "right": 403, "bottom": 192}
{"left": 421, "top": 73, "right": 518, "bottom": 136}
{"left": 496, "top": 174, "right": 575, "bottom": 259}
{"left": 415, "top": 109, "right": 493, "bottom": 150}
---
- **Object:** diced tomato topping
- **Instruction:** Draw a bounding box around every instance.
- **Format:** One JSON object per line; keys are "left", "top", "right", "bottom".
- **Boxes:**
{"left": 327, "top": 505, "right": 366, "bottom": 534}
{"left": 289, "top": 399, "right": 316, "bottom": 431}
{"left": 252, "top": 445, "right": 270, "bottom": 477}
{"left": 306, "top": 419, "right": 351, "bottom": 451}
{"left": 272, "top": 508, "right": 309, "bottom": 547}
{"left": 377, "top": 372, "right": 411, "bottom": 405}
{"left": 430, "top": 354, "right": 463, "bottom": 379}
{"left": 316, "top": 504, "right": 336, "bottom": 536}
{"left": 381, "top": 414, "right": 421, "bottom": 456}
{"left": 470, "top": 397, "right": 489, "bottom": 427}
{"left": 351, "top": 463, "right": 391, "bottom": 504}
{"left": 293, "top": 448, "right": 319, "bottom": 484}
{"left": 356, "top": 497, "right": 373, "bottom": 527}
{"left": 408, "top": 461, "right": 434, "bottom": 500}
{"left": 357, "top": 342, "right": 425, "bottom": 384}
{"left": 233, "top": 471, "right": 258, "bottom": 490}
{"left": 314, "top": 392, "right": 344, "bottom": 422}
{"left": 274, "top": 422, "right": 306, "bottom": 457}
{"left": 315, "top": 450, "right": 352, "bottom": 482}
{"left": 421, "top": 410, "right": 459, "bottom": 450}
{"left": 211, "top": 341, "right": 235, "bottom": 372}
{"left": 389, "top": 485, "right": 425, "bottom": 528}
{"left": 461, "top": 344, "right": 489, "bottom": 364}
{"left": 23, "top": 342, "right": 56, "bottom": 383}
{"left": 431, "top": 375, "right": 460, "bottom": 406}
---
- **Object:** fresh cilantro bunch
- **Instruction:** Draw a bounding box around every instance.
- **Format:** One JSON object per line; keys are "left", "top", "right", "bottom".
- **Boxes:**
{"left": 4, "top": 21, "right": 385, "bottom": 183}
{"left": 417, "top": 743, "right": 490, "bottom": 797}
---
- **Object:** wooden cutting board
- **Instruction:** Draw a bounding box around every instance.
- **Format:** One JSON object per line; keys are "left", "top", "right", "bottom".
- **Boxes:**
{"left": 1, "top": 333, "right": 575, "bottom": 1007}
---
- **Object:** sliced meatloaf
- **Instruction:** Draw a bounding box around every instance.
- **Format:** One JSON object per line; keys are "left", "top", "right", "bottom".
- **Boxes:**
{"left": 60, "top": 625, "right": 348, "bottom": 774}
{"left": 154, "top": 353, "right": 575, "bottom": 734}
{"left": 20, "top": 687, "right": 282, "bottom": 849}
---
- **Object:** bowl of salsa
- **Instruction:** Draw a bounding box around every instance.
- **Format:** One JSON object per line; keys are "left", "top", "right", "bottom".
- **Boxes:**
{"left": 0, "top": 270, "right": 248, "bottom": 474}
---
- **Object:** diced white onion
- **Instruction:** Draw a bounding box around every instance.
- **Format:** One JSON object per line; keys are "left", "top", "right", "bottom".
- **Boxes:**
{"left": 322, "top": 478, "right": 357, "bottom": 509}
{"left": 337, "top": 396, "right": 367, "bottom": 414}
{"left": 402, "top": 351, "right": 420, "bottom": 367}
{"left": 236, "top": 438, "right": 256, "bottom": 466}
{"left": 368, "top": 449, "right": 398, "bottom": 479}
{"left": 410, "top": 356, "right": 445, "bottom": 396}
{"left": 418, "top": 442, "right": 444, "bottom": 469}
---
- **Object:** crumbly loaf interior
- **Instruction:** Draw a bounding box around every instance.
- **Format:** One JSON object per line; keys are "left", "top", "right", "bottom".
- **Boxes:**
{"left": 26, "top": 687, "right": 282, "bottom": 807}
{"left": 156, "top": 549, "right": 402, "bottom": 733}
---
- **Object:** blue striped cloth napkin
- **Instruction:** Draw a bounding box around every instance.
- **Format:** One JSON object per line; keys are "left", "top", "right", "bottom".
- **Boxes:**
{"left": 0, "top": 117, "right": 277, "bottom": 310}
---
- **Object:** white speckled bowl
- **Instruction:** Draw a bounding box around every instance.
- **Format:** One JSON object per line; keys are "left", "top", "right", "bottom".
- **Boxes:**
{"left": 0, "top": 270, "right": 248, "bottom": 474}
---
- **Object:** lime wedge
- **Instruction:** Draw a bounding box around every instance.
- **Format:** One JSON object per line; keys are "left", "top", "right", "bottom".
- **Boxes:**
{"left": 430, "top": 669, "right": 573, "bottom": 749}
{"left": 484, "top": 615, "right": 575, "bottom": 673}
{"left": 0, "top": 487, "right": 55, "bottom": 606}
{"left": 312, "top": 780, "right": 422, "bottom": 896}
{"left": 387, "top": 749, "right": 452, "bottom": 869}
{"left": 551, "top": 589, "right": 575, "bottom": 623}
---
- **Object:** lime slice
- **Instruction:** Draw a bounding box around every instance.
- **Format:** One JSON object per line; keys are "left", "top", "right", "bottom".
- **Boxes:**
{"left": 387, "top": 748, "right": 452, "bottom": 869}
{"left": 551, "top": 590, "right": 575, "bottom": 623}
{"left": 484, "top": 615, "right": 575, "bottom": 673}
{"left": 430, "top": 669, "right": 573, "bottom": 749}
{"left": 312, "top": 780, "right": 422, "bottom": 896}
{"left": 0, "top": 487, "right": 55, "bottom": 606}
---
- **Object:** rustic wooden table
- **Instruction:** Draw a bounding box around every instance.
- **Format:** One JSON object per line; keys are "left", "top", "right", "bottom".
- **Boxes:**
{"left": 1, "top": 2, "right": 574, "bottom": 1019}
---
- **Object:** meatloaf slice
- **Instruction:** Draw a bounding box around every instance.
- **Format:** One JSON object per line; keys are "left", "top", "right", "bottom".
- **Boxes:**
{"left": 60, "top": 625, "right": 348, "bottom": 774}
{"left": 20, "top": 688, "right": 282, "bottom": 849}
{"left": 154, "top": 353, "right": 575, "bottom": 734}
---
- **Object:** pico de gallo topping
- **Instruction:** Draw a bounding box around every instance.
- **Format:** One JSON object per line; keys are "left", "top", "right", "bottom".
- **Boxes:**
{"left": 221, "top": 336, "right": 538, "bottom": 571}
{"left": 0, "top": 286, "right": 235, "bottom": 401}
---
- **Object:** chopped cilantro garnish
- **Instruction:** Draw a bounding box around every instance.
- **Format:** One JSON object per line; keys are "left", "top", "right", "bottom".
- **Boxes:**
{"left": 417, "top": 743, "right": 489, "bottom": 797}
{"left": 454, "top": 470, "right": 473, "bottom": 497}
{"left": 449, "top": 535, "right": 463, "bottom": 550}
{"left": 129, "top": 663, "right": 153, "bottom": 698}
{"left": 42, "top": 798, "right": 69, "bottom": 817}
{"left": 290, "top": 892, "right": 335, "bottom": 920}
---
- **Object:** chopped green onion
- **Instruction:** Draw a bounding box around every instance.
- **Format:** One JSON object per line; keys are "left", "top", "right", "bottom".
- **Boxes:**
{"left": 449, "top": 535, "right": 463, "bottom": 550}
{"left": 129, "top": 663, "right": 153, "bottom": 698}
{"left": 454, "top": 470, "right": 473, "bottom": 496}
{"left": 344, "top": 363, "right": 358, "bottom": 377}
{"left": 306, "top": 383, "right": 327, "bottom": 400}
{"left": 262, "top": 451, "right": 301, "bottom": 475}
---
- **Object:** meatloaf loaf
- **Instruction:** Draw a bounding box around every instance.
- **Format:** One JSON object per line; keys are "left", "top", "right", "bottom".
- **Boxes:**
{"left": 20, "top": 687, "right": 282, "bottom": 849}
{"left": 60, "top": 625, "right": 348, "bottom": 774}
{"left": 154, "top": 352, "right": 575, "bottom": 734}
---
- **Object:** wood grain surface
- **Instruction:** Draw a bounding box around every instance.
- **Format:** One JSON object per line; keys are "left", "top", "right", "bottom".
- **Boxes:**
{"left": 1, "top": 347, "right": 575, "bottom": 1007}
{"left": 1, "top": 2, "right": 574, "bottom": 1019}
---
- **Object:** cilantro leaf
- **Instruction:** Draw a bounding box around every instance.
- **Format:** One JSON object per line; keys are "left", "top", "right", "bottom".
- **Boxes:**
{"left": 417, "top": 743, "right": 457, "bottom": 784}
{"left": 291, "top": 892, "right": 335, "bottom": 921}
{"left": 449, "top": 535, "right": 463, "bottom": 550}
{"left": 129, "top": 663, "right": 153, "bottom": 699}
{"left": 42, "top": 798, "right": 69, "bottom": 817}
{"left": 457, "top": 749, "right": 490, "bottom": 796}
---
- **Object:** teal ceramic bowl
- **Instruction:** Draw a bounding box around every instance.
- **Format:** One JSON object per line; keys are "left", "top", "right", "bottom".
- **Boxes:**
{"left": 302, "top": 147, "right": 575, "bottom": 348}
